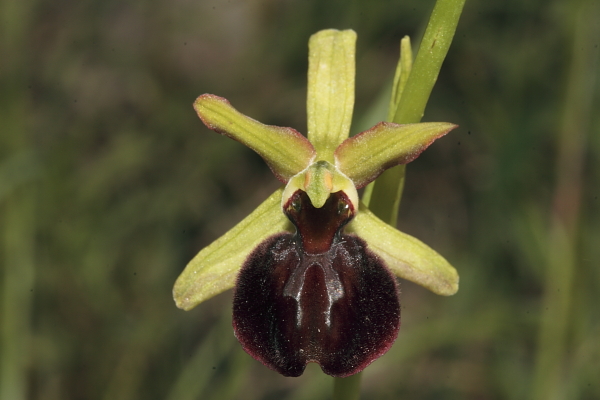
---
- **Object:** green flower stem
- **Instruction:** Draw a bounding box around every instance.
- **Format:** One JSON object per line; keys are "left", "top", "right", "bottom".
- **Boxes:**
{"left": 531, "top": 0, "right": 598, "bottom": 398}
{"left": 1, "top": 193, "right": 35, "bottom": 400}
{"left": 364, "top": 36, "right": 411, "bottom": 225}
{"left": 368, "top": 0, "right": 465, "bottom": 225}
{"left": 392, "top": 0, "right": 466, "bottom": 125}
{"left": 335, "top": 1, "right": 465, "bottom": 397}
{"left": 346, "top": 0, "right": 465, "bottom": 397}
{"left": 362, "top": 166, "right": 406, "bottom": 226}
{"left": 0, "top": 1, "right": 36, "bottom": 399}
{"left": 333, "top": 372, "right": 362, "bottom": 400}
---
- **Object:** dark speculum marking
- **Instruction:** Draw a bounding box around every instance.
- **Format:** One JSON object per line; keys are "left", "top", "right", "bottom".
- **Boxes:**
{"left": 233, "top": 190, "right": 400, "bottom": 377}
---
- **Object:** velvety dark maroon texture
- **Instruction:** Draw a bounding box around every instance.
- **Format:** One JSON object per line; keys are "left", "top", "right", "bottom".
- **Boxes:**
{"left": 232, "top": 191, "right": 400, "bottom": 377}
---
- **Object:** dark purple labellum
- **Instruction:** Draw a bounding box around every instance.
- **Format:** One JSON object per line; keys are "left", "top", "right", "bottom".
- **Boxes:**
{"left": 233, "top": 190, "right": 400, "bottom": 377}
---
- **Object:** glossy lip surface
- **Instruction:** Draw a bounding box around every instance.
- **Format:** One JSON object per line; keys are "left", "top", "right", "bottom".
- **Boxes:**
{"left": 233, "top": 190, "right": 400, "bottom": 377}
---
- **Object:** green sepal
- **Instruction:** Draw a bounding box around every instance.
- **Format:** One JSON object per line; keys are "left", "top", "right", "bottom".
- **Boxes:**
{"left": 194, "top": 94, "right": 315, "bottom": 182}
{"left": 335, "top": 121, "right": 457, "bottom": 188}
{"left": 346, "top": 202, "right": 458, "bottom": 296}
{"left": 173, "top": 188, "right": 292, "bottom": 310}
{"left": 307, "top": 29, "right": 356, "bottom": 159}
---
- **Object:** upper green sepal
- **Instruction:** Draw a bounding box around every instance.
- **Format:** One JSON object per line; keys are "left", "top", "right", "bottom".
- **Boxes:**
{"left": 173, "top": 188, "right": 291, "bottom": 310}
{"left": 347, "top": 202, "right": 459, "bottom": 296}
{"left": 194, "top": 94, "right": 316, "bottom": 182}
{"left": 335, "top": 121, "right": 457, "bottom": 188}
{"left": 307, "top": 29, "right": 356, "bottom": 159}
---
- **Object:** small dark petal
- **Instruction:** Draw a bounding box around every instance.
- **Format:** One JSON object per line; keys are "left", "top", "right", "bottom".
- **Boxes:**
{"left": 233, "top": 232, "right": 400, "bottom": 377}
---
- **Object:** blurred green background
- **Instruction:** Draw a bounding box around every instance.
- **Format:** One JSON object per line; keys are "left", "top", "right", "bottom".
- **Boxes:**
{"left": 1, "top": 0, "right": 599, "bottom": 399}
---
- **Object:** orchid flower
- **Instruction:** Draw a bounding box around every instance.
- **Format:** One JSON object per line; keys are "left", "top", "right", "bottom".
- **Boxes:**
{"left": 173, "top": 29, "right": 459, "bottom": 378}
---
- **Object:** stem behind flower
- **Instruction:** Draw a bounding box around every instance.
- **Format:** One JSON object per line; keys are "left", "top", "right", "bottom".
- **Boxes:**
{"left": 342, "top": 0, "right": 466, "bottom": 398}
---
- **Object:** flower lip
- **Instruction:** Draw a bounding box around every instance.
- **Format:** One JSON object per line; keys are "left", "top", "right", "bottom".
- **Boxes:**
{"left": 233, "top": 191, "right": 400, "bottom": 378}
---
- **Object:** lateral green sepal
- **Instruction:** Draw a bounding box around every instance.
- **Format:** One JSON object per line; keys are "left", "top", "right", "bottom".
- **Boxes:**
{"left": 173, "top": 188, "right": 291, "bottom": 310}
{"left": 346, "top": 202, "right": 459, "bottom": 296}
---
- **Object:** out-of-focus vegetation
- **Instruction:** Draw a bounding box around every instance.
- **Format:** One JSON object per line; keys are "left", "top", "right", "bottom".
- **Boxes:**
{"left": 1, "top": 0, "right": 599, "bottom": 399}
